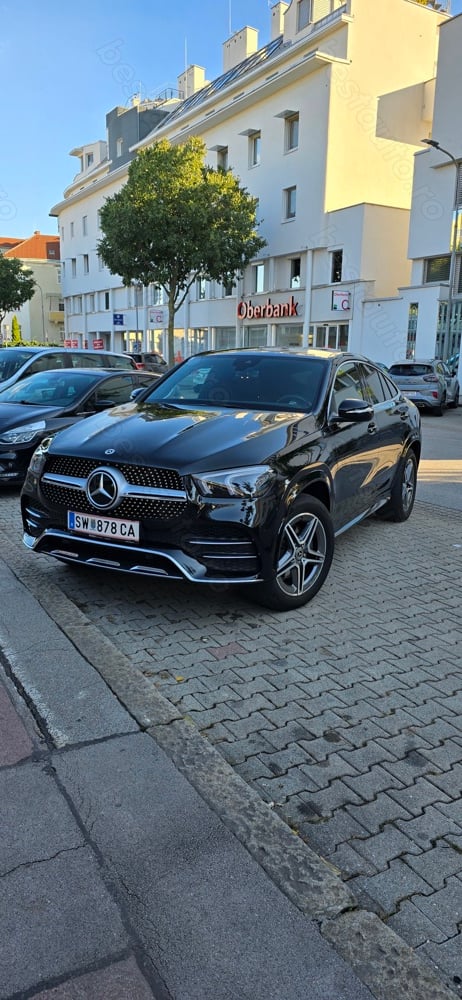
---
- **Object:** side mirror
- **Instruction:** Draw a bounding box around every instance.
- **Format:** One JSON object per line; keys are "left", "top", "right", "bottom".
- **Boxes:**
{"left": 94, "top": 399, "right": 116, "bottom": 410}
{"left": 331, "top": 398, "right": 374, "bottom": 424}
{"left": 130, "top": 387, "right": 145, "bottom": 400}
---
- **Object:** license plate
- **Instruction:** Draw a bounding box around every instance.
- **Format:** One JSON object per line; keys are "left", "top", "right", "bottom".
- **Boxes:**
{"left": 68, "top": 511, "right": 139, "bottom": 542}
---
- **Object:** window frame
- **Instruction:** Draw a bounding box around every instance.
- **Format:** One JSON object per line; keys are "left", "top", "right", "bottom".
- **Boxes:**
{"left": 284, "top": 186, "right": 297, "bottom": 220}
{"left": 290, "top": 257, "right": 301, "bottom": 289}
{"left": 297, "top": 0, "right": 311, "bottom": 32}
{"left": 249, "top": 132, "right": 261, "bottom": 168}
{"left": 285, "top": 114, "right": 299, "bottom": 152}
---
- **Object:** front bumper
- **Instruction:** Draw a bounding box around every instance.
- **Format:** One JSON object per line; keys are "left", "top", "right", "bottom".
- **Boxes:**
{"left": 21, "top": 521, "right": 262, "bottom": 584}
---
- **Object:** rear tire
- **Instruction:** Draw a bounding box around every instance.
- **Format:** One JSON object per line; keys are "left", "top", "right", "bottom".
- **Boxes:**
{"left": 434, "top": 394, "right": 446, "bottom": 416}
{"left": 381, "top": 450, "right": 417, "bottom": 522}
{"left": 250, "top": 496, "right": 334, "bottom": 611}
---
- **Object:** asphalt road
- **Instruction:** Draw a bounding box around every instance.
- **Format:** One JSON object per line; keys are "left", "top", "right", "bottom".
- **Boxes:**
{"left": 417, "top": 407, "right": 462, "bottom": 510}
{"left": 0, "top": 405, "right": 461, "bottom": 998}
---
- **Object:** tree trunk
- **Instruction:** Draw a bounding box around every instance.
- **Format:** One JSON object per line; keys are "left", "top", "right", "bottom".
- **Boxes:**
{"left": 167, "top": 289, "right": 176, "bottom": 365}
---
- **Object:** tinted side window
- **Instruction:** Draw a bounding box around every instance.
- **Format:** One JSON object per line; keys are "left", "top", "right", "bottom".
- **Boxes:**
{"left": 94, "top": 375, "right": 134, "bottom": 405}
{"left": 106, "top": 354, "right": 134, "bottom": 370}
{"left": 359, "top": 364, "right": 386, "bottom": 405}
{"left": 331, "top": 363, "right": 364, "bottom": 410}
{"left": 70, "top": 352, "right": 106, "bottom": 369}
{"left": 27, "top": 352, "right": 69, "bottom": 375}
{"left": 379, "top": 372, "right": 399, "bottom": 400}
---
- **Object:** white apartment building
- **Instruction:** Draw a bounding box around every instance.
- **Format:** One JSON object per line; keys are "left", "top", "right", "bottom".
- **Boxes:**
{"left": 51, "top": 0, "right": 450, "bottom": 365}
{"left": 364, "top": 10, "right": 462, "bottom": 380}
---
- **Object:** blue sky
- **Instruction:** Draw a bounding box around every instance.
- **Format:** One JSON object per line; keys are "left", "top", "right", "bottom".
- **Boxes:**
{"left": 1, "top": 0, "right": 462, "bottom": 239}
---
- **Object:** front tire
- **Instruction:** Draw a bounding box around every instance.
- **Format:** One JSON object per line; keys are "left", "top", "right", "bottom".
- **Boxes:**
{"left": 251, "top": 496, "right": 334, "bottom": 611}
{"left": 381, "top": 450, "right": 417, "bottom": 522}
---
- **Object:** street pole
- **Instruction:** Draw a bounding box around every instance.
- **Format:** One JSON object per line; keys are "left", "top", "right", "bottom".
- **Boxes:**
{"left": 422, "top": 139, "right": 459, "bottom": 360}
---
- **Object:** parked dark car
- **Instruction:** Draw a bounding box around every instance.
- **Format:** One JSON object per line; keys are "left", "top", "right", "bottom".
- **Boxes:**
{"left": 0, "top": 367, "right": 157, "bottom": 485}
{"left": 125, "top": 351, "right": 168, "bottom": 374}
{"left": 21, "top": 348, "right": 421, "bottom": 611}
{"left": 0, "top": 347, "right": 138, "bottom": 393}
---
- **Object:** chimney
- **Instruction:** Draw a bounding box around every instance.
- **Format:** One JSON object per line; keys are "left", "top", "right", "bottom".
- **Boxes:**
{"left": 177, "top": 65, "right": 208, "bottom": 99}
{"left": 271, "top": 2, "right": 289, "bottom": 40}
{"left": 223, "top": 26, "right": 258, "bottom": 73}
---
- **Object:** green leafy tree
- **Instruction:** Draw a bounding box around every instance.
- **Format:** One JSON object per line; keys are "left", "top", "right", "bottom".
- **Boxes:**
{"left": 98, "top": 137, "right": 266, "bottom": 361}
{"left": 11, "top": 315, "right": 21, "bottom": 344}
{"left": 0, "top": 256, "right": 35, "bottom": 330}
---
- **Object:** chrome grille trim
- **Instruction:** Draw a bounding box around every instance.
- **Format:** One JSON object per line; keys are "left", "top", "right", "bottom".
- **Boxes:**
{"left": 41, "top": 471, "right": 187, "bottom": 502}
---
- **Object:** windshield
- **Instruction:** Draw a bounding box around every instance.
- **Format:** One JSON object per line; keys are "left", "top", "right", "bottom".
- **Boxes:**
{"left": 0, "top": 369, "right": 99, "bottom": 406}
{"left": 139, "top": 353, "right": 328, "bottom": 412}
{"left": 0, "top": 348, "right": 35, "bottom": 382}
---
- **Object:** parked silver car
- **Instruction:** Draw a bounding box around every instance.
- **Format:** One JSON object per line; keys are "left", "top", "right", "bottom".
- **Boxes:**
{"left": 387, "top": 359, "right": 452, "bottom": 415}
{"left": 441, "top": 360, "right": 460, "bottom": 408}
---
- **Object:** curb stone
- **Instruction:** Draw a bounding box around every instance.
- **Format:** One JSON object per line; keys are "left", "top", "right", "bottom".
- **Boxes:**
{"left": 0, "top": 527, "right": 459, "bottom": 1000}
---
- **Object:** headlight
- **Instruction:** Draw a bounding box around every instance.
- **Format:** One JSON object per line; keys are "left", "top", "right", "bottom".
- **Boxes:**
{"left": 0, "top": 420, "right": 46, "bottom": 445}
{"left": 190, "top": 465, "right": 276, "bottom": 499}
{"left": 28, "top": 435, "right": 54, "bottom": 475}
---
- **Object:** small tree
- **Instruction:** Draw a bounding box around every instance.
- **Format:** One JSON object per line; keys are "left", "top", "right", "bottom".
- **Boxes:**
{"left": 0, "top": 256, "right": 35, "bottom": 330}
{"left": 98, "top": 137, "right": 266, "bottom": 361}
{"left": 11, "top": 315, "right": 21, "bottom": 344}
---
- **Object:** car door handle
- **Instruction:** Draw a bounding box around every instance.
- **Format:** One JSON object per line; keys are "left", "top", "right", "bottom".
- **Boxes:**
{"left": 368, "top": 421, "right": 377, "bottom": 434}
{"left": 395, "top": 405, "right": 409, "bottom": 419}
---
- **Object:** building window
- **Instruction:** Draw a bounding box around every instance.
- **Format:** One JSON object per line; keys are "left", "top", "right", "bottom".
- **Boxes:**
{"left": 253, "top": 262, "right": 265, "bottom": 294}
{"left": 61, "top": 262, "right": 65, "bottom": 278}
{"left": 275, "top": 325, "right": 303, "bottom": 348}
{"left": 217, "top": 146, "right": 228, "bottom": 170}
{"left": 197, "top": 277, "right": 206, "bottom": 300}
{"left": 98, "top": 252, "right": 104, "bottom": 271}
{"left": 82, "top": 216, "right": 88, "bottom": 236}
{"left": 331, "top": 249, "right": 343, "bottom": 283}
{"left": 83, "top": 254, "right": 89, "bottom": 274}
{"left": 223, "top": 276, "right": 234, "bottom": 297}
{"left": 104, "top": 291, "right": 110, "bottom": 310}
{"left": 285, "top": 114, "right": 299, "bottom": 152}
{"left": 151, "top": 285, "right": 163, "bottom": 305}
{"left": 406, "top": 303, "right": 418, "bottom": 359}
{"left": 297, "top": 0, "right": 311, "bottom": 31}
{"left": 88, "top": 293, "right": 95, "bottom": 312}
{"left": 215, "top": 327, "right": 237, "bottom": 350}
{"left": 74, "top": 296, "right": 82, "bottom": 314}
{"left": 290, "top": 258, "right": 301, "bottom": 289}
{"left": 284, "top": 186, "right": 296, "bottom": 220}
{"left": 86, "top": 152, "right": 94, "bottom": 168}
{"left": 116, "top": 138, "right": 123, "bottom": 157}
{"left": 424, "top": 255, "right": 450, "bottom": 283}
{"left": 70, "top": 222, "right": 74, "bottom": 238}
{"left": 249, "top": 132, "right": 261, "bottom": 167}
{"left": 71, "top": 258, "right": 76, "bottom": 277}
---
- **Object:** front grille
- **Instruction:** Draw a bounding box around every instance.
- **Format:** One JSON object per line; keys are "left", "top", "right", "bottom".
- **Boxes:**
{"left": 46, "top": 455, "right": 183, "bottom": 491}
{"left": 41, "top": 482, "right": 187, "bottom": 521}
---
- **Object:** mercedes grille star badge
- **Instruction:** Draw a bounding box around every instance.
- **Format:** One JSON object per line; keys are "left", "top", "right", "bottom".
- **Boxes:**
{"left": 86, "top": 469, "right": 119, "bottom": 510}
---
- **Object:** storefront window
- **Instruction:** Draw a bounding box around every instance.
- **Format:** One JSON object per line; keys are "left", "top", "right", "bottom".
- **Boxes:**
{"left": 215, "top": 327, "right": 237, "bottom": 350}
{"left": 188, "top": 328, "right": 209, "bottom": 354}
{"left": 244, "top": 326, "right": 267, "bottom": 347}
{"left": 275, "top": 325, "right": 303, "bottom": 348}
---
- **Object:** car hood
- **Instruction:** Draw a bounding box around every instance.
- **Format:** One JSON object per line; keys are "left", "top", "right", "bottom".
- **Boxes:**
{"left": 48, "top": 401, "right": 317, "bottom": 474}
{"left": 0, "top": 401, "right": 62, "bottom": 429}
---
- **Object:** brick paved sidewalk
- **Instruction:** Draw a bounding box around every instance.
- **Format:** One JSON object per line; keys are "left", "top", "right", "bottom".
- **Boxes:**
{"left": 1, "top": 496, "right": 461, "bottom": 996}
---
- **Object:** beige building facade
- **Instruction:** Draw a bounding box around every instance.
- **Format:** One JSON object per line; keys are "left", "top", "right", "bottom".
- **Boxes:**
{"left": 52, "top": 0, "right": 450, "bottom": 364}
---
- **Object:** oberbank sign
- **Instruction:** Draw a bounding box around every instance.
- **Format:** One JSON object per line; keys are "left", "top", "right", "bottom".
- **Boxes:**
{"left": 237, "top": 295, "right": 299, "bottom": 320}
